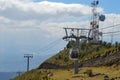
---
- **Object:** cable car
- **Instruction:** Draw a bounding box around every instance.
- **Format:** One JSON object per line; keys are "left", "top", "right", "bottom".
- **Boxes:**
{"left": 69, "top": 48, "right": 79, "bottom": 60}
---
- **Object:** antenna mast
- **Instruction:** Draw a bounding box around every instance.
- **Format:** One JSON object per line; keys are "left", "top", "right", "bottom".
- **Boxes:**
{"left": 88, "top": 0, "right": 105, "bottom": 43}
{"left": 90, "top": 0, "right": 100, "bottom": 42}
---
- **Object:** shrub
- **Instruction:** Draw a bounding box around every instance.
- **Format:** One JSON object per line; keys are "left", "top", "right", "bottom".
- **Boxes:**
{"left": 96, "top": 47, "right": 100, "bottom": 52}
{"left": 64, "top": 57, "right": 69, "bottom": 62}
{"left": 55, "top": 57, "right": 58, "bottom": 60}
{"left": 66, "top": 40, "right": 76, "bottom": 48}
{"left": 106, "top": 43, "right": 112, "bottom": 48}
{"left": 58, "top": 55, "right": 62, "bottom": 59}
{"left": 85, "top": 69, "right": 93, "bottom": 77}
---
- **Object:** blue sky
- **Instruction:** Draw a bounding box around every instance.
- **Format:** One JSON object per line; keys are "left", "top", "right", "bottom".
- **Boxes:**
{"left": 0, "top": 0, "right": 120, "bottom": 72}
{"left": 38, "top": 0, "right": 120, "bottom": 14}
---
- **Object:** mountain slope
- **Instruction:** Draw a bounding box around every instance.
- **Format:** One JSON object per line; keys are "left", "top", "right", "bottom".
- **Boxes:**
{"left": 39, "top": 42, "right": 120, "bottom": 69}
{"left": 13, "top": 42, "right": 120, "bottom": 80}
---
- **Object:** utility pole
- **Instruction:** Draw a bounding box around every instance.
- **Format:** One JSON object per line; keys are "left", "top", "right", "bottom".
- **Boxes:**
{"left": 16, "top": 71, "right": 22, "bottom": 80}
{"left": 63, "top": 28, "right": 89, "bottom": 74}
{"left": 16, "top": 71, "right": 22, "bottom": 76}
{"left": 24, "top": 54, "right": 33, "bottom": 72}
{"left": 111, "top": 34, "right": 113, "bottom": 44}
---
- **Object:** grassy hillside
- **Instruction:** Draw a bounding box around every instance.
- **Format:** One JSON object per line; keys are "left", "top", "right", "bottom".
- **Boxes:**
{"left": 12, "top": 41, "right": 120, "bottom": 80}
{"left": 40, "top": 41, "right": 120, "bottom": 67}
{"left": 13, "top": 65, "right": 120, "bottom": 80}
{"left": 44, "top": 49, "right": 74, "bottom": 66}
{"left": 42, "top": 43, "right": 99, "bottom": 66}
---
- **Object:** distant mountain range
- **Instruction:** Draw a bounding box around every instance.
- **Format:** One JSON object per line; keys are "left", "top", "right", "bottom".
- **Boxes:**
{"left": 0, "top": 72, "right": 17, "bottom": 80}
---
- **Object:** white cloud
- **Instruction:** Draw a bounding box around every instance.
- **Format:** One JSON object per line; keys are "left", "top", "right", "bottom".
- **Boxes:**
{"left": 0, "top": 0, "right": 120, "bottom": 39}
{"left": 0, "top": 0, "right": 104, "bottom": 38}
{"left": 100, "top": 14, "right": 120, "bottom": 32}
{"left": 0, "top": 0, "right": 103, "bottom": 21}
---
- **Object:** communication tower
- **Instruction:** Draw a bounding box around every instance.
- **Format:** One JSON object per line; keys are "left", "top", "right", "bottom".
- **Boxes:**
{"left": 88, "top": 0, "right": 105, "bottom": 43}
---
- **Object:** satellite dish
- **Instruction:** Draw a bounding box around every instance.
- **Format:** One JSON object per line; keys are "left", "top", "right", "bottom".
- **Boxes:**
{"left": 91, "top": 0, "right": 99, "bottom": 6}
{"left": 99, "top": 14, "right": 105, "bottom": 21}
{"left": 69, "top": 48, "right": 79, "bottom": 60}
{"left": 96, "top": 0, "right": 99, "bottom": 5}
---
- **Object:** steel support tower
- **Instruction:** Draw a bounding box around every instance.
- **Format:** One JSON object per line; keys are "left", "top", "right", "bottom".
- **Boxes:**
{"left": 63, "top": 28, "right": 89, "bottom": 74}
{"left": 24, "top": 54, "right": 33, "bottom": 72}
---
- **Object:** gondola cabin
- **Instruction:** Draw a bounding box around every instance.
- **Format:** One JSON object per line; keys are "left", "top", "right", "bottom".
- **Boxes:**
{"left": 69, "top": 48, "right": 79, "bottom": 60}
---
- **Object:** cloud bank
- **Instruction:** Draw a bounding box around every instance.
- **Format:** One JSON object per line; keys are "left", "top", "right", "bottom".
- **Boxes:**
{"left": 0, "top": 0, "right": 104, "bottom": 37}
{"left": 0, "top": 0, "right": 96, "bottom": 21}
{"left": 0, "top": 0, "right": 120, "bottom": 72}
{"left": 0, "top": 0, "right": 119, "bottom": 41}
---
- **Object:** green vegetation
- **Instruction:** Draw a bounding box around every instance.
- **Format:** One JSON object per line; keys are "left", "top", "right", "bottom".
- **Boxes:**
{"left": 13, "top": 69, "right": 54, "bottom": 80}
{"left": 13, "top": 66, "right": 120, "bottom": 80}
{"left": 45, "top": 41, "right": 120, "bottom": 65}
{"left": 45, "top": 49, "right": 74, "bottom": 65}
{"left": 12, "top": 41, "right": 120, "bottom": 80}
{"left": 85, "top": 69, "right": 93, "bottom": 77}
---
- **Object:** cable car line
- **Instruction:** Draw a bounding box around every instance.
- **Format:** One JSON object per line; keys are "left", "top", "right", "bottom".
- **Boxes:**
{"left": 32, "top": 38, "right": 65, "bottom": 56}
{"left": 40, "top": 38, "right": 62, "bottom": 51}
{"left": 103, "top": 30, "right": 120, "bottom": 34}
{"left": 100, "top": 23, "right": 120, "bottom": 30}
{"left": 103, "top": 33, "right": 120, "bottom": 36}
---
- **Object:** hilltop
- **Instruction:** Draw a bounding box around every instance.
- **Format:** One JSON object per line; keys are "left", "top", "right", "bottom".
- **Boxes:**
{"left": 39, "top": 41, "right": 120, "bottom": 69}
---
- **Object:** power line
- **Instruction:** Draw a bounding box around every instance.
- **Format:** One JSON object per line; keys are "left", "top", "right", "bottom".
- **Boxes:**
{"left": 39, "top": 40, "right": 63, "bottom": 54}
{"left": 102, "top": 31, "right": 120, "bottom": 43}
{"left": 39, "top": 38, "right": 62, "bottom": 51}
{"left": 37, "top": 38, "right": 62, "bottom": 53}
{"left": 100, "top": 23, "right": 120, "bottom": 30}
{"left": 31, "top": 38, "right": 66, "bottom": 57}
{"left": 103, "top": 30, "right": 120, "bottom": 34}
{"left": 103, "top": 32, "right": 120, "bottom": 36}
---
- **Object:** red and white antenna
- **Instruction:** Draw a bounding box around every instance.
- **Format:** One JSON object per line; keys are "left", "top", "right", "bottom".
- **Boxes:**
{"left": 88, "top": 0, "right": 105, "bottom": 43}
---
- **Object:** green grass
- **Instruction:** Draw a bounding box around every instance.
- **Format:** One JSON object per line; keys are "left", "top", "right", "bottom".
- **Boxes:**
{"left": 12, "top": 42, "right": 120, "bottom": 80}
{"left": 44, "top": 43, "right": 119, "bottom": 65}
{"left": 45, "top": 49, "right": 74, "bottom": 65}
{"left": 13, "top": 66, "right": 120, "bottom": 80}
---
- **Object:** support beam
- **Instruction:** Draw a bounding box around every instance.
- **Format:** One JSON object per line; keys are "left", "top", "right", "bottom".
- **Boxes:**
{"left": 63, "top": 28, "right": 89, "bottom": 74}
{"left": 24, "top": 54, "right": 33, "bottom": 72}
